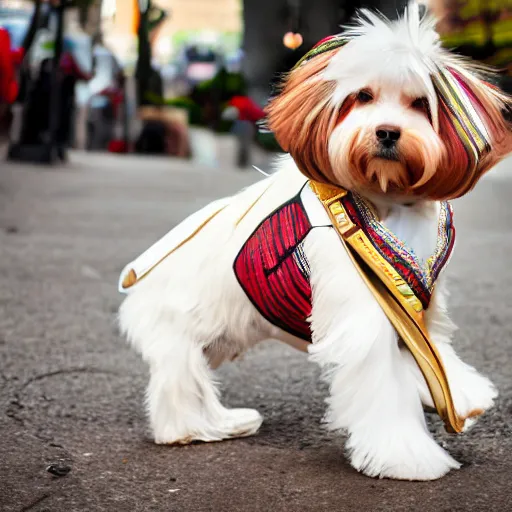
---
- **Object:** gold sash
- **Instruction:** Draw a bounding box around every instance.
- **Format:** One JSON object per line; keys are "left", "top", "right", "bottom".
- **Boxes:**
{"left": 310, "top": 181, "right": 466, "bottom": 433}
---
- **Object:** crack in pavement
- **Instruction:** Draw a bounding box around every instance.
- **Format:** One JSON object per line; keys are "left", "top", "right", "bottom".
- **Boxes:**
{"left": 19, "top": 367, "right": 120, "bottom": 392}
{"left": 5, "top": 367, "right": 120, "bottom": 443}
{"left": 19, "top": 492, "right": 50, "bottom": 512}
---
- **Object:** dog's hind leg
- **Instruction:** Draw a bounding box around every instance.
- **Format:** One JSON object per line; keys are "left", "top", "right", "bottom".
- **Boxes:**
{"left": 145, "top": 328, "right": 262, "bottom": 445}
{"left": 119, "top": 267, "right": 263, "bottom": 445}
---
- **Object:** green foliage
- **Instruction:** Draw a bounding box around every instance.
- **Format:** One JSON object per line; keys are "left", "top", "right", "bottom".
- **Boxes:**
{"left": 256, "top": 131, "right": 283, "bottom": 153}
{"left": 454, "top": 0, "right": 507, "bottom": 19}
{"left": 142, "top": 92, "right": 204, "bottom": 126}
{"left": 165, "top": 97, "right": 202, "bottom": 126}
{"left": 171, "top": 30, "right": 242, "bottom": 57}
{"left": 442, "top": 18, "right": 512, "bottom": 47}
{"left": 441, "top": 0, "right": 512, "bottom": 57}
{"left": 196, "top": 70, "right": 247, "bottom": 99}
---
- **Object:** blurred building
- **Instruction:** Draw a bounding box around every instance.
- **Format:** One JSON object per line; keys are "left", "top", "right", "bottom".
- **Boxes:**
{"left": 154, "top": 0, "right": 242, "bottom": 63}
{"left": 101, "top": 0, "right": 138, "bottom": 67}
{"left": 158, "top": 0, "right": 241, "bottom": 33}
{"left": 102, "top": 0, "right": 242, "bottom": 67}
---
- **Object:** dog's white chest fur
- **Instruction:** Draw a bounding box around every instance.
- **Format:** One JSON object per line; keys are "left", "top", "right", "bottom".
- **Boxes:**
{"left": 379, "top": 201, "right": 440, "bottom": 264}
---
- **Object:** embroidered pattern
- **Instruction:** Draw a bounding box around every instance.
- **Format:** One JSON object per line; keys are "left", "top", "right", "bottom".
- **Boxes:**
{"left": 293, "top": 35, "right": 347, "bottom": 69}
{"left": 293, "top": 241, "right": 311, "bottom": 280}
{"left": 234, "top": 187, "right": 455, "bottom": 340}
{"left": 432, "top": 67, "right": 491, "bottom": 168}
{"left": 234, "top": 195, "right": 313, "bottom": 341}
{"left": 341, "top": 193, "right": 455, "bottom": 309}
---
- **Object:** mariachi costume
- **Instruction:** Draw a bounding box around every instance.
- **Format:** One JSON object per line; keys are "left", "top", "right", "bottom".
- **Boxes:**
{"left": 233, "top": 183, "right": 459, "bottom": 434}
{"left": 120, "top": 36, "right": 492, "bottom": 435}
{"left": 119, "top": 180, "right": 462, "bottom": 432}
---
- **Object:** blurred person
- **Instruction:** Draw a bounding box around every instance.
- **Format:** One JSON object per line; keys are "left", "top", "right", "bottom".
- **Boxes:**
{"left": 84, "top": 44, "right": 126, "bottom": 151}
{"left": 223, "top": 94, "right": 266, "bottom": 167}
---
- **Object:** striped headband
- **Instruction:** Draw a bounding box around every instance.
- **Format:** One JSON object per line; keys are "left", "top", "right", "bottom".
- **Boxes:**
{"left": 432, "top": 67, "right": 491, "bottom": 166}
{"left": 293, "top": 35, "right": 347, "bottom": 69}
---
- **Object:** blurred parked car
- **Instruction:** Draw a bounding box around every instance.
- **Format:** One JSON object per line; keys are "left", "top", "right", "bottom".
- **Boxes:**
{"left": 170, "top": 43, "right": 223, "bottom": 94}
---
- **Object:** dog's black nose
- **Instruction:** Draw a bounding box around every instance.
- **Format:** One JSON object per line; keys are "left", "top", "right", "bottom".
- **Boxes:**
{"left": 376, "top": 127, "right": 401, "bottom": 147}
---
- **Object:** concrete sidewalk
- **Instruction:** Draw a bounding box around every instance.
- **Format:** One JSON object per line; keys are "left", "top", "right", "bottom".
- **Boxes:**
{"left": 0, "top": 153, "right": 511, "bottom": 511}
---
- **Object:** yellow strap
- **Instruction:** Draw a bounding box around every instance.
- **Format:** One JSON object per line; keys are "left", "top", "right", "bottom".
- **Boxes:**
{"left": 309, "top": 181, "right": 466, "bottom": 433}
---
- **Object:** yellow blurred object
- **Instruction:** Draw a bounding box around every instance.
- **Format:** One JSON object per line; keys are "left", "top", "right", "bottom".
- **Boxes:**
{"left": 131, "top": 0, "right": 140, "bottom": 35}
{"left": 283, "top": 32, "right": 303, "bottom": 50}
{"left": 137, "top": 106, "right": 190, "bottom": 158}
{"left": 111, "top": 0, "right": 140, "bottom": 36}
{"left": 138, "top": 106, "right": 188, "bottom": 127}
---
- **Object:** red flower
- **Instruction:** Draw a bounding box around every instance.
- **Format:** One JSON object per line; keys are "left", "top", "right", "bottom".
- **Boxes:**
{"left": 228, "top": 96, "right": 266, "bottom": 123}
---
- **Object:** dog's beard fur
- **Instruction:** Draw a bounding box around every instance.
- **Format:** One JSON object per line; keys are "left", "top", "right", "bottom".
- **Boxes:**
{"left": 329, "top": 127, "right": 443, "bottom": 197}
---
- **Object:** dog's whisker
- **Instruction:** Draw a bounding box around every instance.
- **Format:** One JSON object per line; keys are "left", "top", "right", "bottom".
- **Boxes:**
{"left": 252, "top": 166, "right": 271, "bottom": 177}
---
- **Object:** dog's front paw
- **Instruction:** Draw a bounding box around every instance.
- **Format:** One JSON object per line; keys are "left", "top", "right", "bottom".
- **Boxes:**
{"left": 451, "top": 368, "right": 498, "bottom": 428}
{"left": 222, "top": 408, "right": 264, "bottom": 437}
{"left": 347, "top": 429, "right": 460, "bottom": 481}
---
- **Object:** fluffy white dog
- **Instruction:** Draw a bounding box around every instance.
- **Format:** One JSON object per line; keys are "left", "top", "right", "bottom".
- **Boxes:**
{"left": 119, "top": 4, "right": 512, "bottom": 480}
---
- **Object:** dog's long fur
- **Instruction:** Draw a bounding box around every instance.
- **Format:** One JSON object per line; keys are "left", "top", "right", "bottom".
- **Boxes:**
{"left": 119, "top": 4, "right": 511, "bottom": 480}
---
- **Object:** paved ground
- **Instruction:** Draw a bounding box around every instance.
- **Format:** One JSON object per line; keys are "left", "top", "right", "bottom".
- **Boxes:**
{"left": 0, "top": 152, "right": 511, "bottom": 512}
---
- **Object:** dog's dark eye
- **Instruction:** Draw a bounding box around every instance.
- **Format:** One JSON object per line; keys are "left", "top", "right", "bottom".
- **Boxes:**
{"left": 356, "top": 90, "right": 373, "bottom": 103}
{"left": 411, "top": 97, "right": 429, "bottom": 111}
{"left": 411, "top": 97, "right": 432, "bottom": 122}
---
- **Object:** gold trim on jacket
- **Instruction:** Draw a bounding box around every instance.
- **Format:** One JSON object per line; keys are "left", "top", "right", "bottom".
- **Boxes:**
{"left": 310, "top": 181, "right": 466, "bottom": 433}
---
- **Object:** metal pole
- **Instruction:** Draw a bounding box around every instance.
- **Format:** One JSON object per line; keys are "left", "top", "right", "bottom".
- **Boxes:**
{"left": 46, "top": 3, "right": 65, "bottom": 161}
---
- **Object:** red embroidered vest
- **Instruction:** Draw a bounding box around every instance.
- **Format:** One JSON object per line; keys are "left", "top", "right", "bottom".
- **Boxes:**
{"left": 233, "top": 186, "right": 455, "bottom": 342}
{"left": 234, "top": 193, "right": 315, "bottom": 341}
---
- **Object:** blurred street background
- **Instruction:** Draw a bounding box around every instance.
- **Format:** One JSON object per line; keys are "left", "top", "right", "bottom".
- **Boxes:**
{"left": 0, "top": 0, "right": 511, "bottom": 511}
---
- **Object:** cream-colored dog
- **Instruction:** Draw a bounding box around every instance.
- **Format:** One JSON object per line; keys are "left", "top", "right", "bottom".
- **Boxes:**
{"left": 119, "top": 4, "right": 512, "bottom": 480}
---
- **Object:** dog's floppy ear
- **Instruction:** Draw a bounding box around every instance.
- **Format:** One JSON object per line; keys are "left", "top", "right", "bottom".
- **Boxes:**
{"left": 426, "top": 65, "right": 512, "bottom": 199}
{"left": 266, "top": 48, "right": 349, "bottom": 184}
